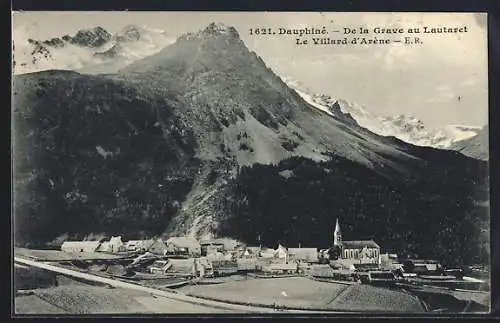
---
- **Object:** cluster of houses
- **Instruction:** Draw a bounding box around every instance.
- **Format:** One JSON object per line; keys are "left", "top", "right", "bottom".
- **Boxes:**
{"left": 59, "top": 218, "right": 444, "bottom": 280}
{"left": 61, "top": 236, "right": 202, "bottom": 257}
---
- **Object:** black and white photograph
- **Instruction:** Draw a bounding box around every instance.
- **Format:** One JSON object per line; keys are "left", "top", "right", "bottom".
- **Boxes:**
{"left": 12, "top": 11, "right": 490, "bottom": 315}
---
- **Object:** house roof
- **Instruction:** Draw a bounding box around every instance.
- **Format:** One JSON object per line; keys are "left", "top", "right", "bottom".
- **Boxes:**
{"left": 96, "top": 241, "right": 110, "bottom": 251}
{"left": 274, "top": 245, "right": 288, "bottom": 257}
{"left": 342, "top": 240, "right": 380, "bottom": 249}
{"left": 126, "top": 239, "right": 164, "bottom": 251}
{"left": 166, "top": 237, "right": 201, "bottom": 249}
{"left": 200, "top": 238, "right": 239, "bottom": 250}
{"left": 288, "top": 248, "right": 317, "bottom": 253}
{"left": 260, "top": 248, "right": 276, "bottom": 257}
{"left": 61, "top": 241, "right": 101, "bottom": 250}
{"left": 288, "top": 248, "right": 318, "bottom": 260}
{"left": 109, "top": 236, "right": 123, "bottom": 243}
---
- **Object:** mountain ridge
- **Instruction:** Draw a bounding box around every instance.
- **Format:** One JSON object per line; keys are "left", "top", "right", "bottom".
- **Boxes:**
{"left": 449, "top": 125, "right": 489, "bottom": 160}
{"left": 284, "top": 77, "right": 483, "bottom": 150}
{"left": 13, "top": 25, "right": 174, "bottom": 75}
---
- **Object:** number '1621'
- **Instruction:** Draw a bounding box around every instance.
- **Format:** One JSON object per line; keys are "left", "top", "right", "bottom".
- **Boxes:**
{"left": 249, "top": 28, "right": 275, "bottom": 35}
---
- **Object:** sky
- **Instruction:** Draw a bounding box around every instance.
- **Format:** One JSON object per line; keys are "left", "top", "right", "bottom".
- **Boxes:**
{"left": 12, "top": 12, "right": 488, "bottom": 128}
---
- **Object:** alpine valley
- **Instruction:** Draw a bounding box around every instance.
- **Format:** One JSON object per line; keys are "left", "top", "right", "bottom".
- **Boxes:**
{"left": 13, "top": 23, "right": 489, "bottom": 266}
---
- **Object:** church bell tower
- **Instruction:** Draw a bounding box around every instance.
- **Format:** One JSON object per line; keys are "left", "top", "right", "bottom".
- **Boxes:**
{"left": 333, "top": 218, "right": 342, "bottom": 247}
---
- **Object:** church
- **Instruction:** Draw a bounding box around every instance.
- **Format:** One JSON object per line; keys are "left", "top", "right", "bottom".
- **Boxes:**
{"left": 332, "top": 218, "right": 381, "bottom": 265}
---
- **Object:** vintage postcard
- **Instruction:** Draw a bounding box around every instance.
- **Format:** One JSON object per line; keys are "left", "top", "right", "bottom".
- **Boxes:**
{"left": 12, "top": 11, "right": 490, "bottom": 315}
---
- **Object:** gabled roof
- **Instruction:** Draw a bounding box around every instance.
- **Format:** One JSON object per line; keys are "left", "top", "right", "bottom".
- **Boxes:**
{"left": 166, "top": 237, "right": 201, "bottom": 249}
{"left": 288, "top": 248, "right": 318, "bottom": 260}
{"left": 61, "top": 241, "right": 101, "bottom": 250}
{"left": 109, "top": 236, "right": 123, "bottom": 244}
{"left": 342, "top": 240, "right": 380, "bottom": 249}
{"left": 274, "top": 245, "right": 288, "bottom": 258}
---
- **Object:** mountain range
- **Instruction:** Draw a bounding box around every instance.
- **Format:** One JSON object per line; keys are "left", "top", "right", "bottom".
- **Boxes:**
{"left": 12, "top": 23, "right": 489, "bottom": 266}
{"left": 13, "top": 24, "right": 487, "bottom": 156}
{"left": 13, "top": 25, "right": 175, "bottom": 75}
{"left": 284, "top": 78, "right": 485, "bottom": 151}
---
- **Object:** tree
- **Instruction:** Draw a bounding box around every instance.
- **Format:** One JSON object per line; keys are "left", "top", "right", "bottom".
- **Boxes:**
{"left": 328, "top": 245, "right": 342, "bottom": 260}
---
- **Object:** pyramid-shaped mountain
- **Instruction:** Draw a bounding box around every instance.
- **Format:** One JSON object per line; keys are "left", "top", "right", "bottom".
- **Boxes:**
{"left": 118, "top": 22, "right": 419, "bottom": 169}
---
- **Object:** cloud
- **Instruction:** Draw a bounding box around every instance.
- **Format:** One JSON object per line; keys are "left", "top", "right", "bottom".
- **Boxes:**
{"left": 374, "top": 44, "right": 418, "bottom": 70}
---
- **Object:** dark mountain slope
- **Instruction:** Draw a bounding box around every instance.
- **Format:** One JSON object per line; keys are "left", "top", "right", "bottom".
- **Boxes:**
{"left": 219, "top": 153, "right": 489, "bottom": 266}
{"left": 13, "top": 70, "right": 199, "bottom": 246}
{"left": 449, "top": 125, "right": 489, "bottom": 160}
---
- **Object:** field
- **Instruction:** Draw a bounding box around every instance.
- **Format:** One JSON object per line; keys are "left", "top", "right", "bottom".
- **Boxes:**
{"left": 15, "top": 248, "right": 126, "bottom": 262}
{"left": 14, "top": 284, "right": 235, "bottom": 314}
{"left": 15, "top": 294, "right": 67, "bottom": 314}
{"left": 327, "top": 284, "right": 424, "bottom": 312}
{"left": 177, "top": 276, "right": 425, "bottom": 312}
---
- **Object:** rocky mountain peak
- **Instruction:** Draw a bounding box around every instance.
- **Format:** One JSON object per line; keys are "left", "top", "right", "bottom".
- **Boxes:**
{"left": 204, "top": 22, "right": 240, "bottom": 37}
{"left": 70, "top": 26, "right": 112, "bottom": 48}
{"left": 114, "top": 25, "right": 143, "bottom": 42}
{"left": 392, "top": 114, "right": 425, "bottom": 130}
{"left": 178, "top": 22, "right": 240, "bottom": 41}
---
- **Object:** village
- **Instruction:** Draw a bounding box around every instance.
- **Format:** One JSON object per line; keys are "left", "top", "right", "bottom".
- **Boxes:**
{"left": 50, "top": 219, "right": 417, "bottom": 280}
{"left": 14, "top": 218, "right": 490, "bottom": 313}
{"left": 42, "top": 219, "right": 488, "bottom": 287}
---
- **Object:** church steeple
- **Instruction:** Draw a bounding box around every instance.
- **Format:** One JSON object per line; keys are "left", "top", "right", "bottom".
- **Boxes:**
{"left": 333, "top": 218, "right": 342, "bottom": 246}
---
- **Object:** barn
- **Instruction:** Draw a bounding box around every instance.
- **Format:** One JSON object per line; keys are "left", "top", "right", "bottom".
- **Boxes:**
{"left": 97, "top": 236, "right": 125, "bottom": 253}
{"left": 61, "top": 241, "right": 101, "bottom": 253}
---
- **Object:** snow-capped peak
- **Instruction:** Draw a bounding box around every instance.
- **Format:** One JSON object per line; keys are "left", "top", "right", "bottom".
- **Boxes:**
{"left": 283, "top": 76, "right": 481, "bottom": 149}
{"left": 13, "top": 24, "right": 175, "bottom": 75}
